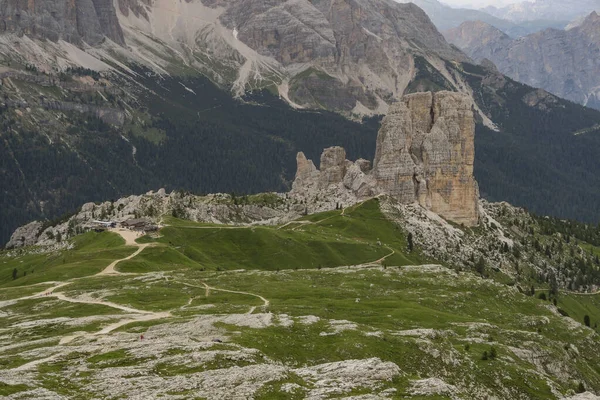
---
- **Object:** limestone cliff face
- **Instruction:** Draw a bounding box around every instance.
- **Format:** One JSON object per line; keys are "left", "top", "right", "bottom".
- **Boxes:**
{"left": 291, "top": 91, "right": 480, "bottom": 226}
{"left": 373, "top": 91, "right": 479, "bottom": 226}
{"left": 0, "top": 0, "right": 472, "bottom": 115}
{"left": 114, "top": 0, "right": 466, "bottom": 115}
{"left": 0, "top": 0, "right": 124, "bottom": 45}
{"left": 446, "top": 13, "right": 600, "bottom": 109}
{"left": 221, "top": 0, "right": 465, "bottom": 112}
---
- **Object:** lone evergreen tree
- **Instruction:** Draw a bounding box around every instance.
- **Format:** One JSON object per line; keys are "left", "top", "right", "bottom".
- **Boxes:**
{"left": 584, "top": 315, "right": 591, "bottom": 327}
{"left": 549, "top": 272, "right": 559, "bottom": 300}
{"left": 475, "top": 256, "right": 486, "bottom": 276}
{"left": 407, "top": 232, "right": 414, "bottom": 252}
{"left": 12, "top": 268, "right": 17, "bottom": 280}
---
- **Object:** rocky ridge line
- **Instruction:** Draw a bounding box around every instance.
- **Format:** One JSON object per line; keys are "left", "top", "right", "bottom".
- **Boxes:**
{"left": 445, "top": 13, "right": 600, "bottom": 109}
{"left": 0, "top": 0, "right": 124, "bottom": 45}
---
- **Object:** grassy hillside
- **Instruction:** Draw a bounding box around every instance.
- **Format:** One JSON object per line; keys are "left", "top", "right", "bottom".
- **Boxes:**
{"left": 124, "top": 199, "right": 426, "bottom": 272}
{"left": 0, "top": 201, "right": 599, "bottom": 398}
{"left": 0, "top": 232, "right": 131, "bottom": 287}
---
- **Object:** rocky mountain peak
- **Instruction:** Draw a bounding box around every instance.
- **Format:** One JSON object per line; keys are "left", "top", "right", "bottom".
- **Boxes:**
{"left": 0, "top": 0, "right": 124, "bottom": 45}
{"left": 446, "top": 12, "right": 600, "bottom": 109}
{"left": 291, "top": 91, "right": 480, "bottom": 226}
{"left": 444, "top": 21, "right": 512, "bottom": 56}
{"left": 577, "top": 11, "right": 600, "bottom": 35}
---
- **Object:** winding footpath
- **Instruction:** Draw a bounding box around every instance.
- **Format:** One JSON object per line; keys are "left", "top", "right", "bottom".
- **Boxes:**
{"left": 1, "top": 228, "right": 273, "bottom": 355}
{"left": 1, "top": 229, "right": 172, "bottom": 352}
{"left": 178, "top": 281, "right": 270, "bottom": 314}
{"left": 1, "top": 212, "right": 401, "bottom": 357}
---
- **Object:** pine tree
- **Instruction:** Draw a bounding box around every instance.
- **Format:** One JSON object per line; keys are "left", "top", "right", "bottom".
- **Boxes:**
{"left": 475, "top": 256, "right": 486, "bottom": 276}
{"left": 549, "top": 272, "right": 559, "bottom": 300}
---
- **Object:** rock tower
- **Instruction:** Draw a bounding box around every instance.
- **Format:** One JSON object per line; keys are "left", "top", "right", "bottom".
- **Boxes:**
{"left": 291, "top": 91, "right": 480, "bottom": 226}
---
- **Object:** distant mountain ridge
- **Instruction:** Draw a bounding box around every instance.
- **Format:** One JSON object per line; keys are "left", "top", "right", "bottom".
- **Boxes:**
{"left": 395, "top": 0, "right": 569, "bottom": 36}
{"left": 446, "top": 12, "right": 600, "bottom": 109}
{"left": 483, "top": 0, "right": 599, "bottom": 23}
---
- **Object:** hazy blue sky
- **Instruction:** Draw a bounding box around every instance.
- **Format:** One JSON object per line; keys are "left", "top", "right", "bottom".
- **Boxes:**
{"left": 441, "top": 0, "right": 522, "bottom": 8}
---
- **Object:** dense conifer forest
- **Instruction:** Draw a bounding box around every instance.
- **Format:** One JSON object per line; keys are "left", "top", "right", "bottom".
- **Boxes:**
{"left": 0, "top": 73, "right": 379, "bottom": 245}
{"left": 3, "top": 63, "right": 600, "bottom": 246}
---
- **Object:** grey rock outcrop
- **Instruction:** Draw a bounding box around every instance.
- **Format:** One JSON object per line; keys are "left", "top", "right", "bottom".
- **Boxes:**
{"left": 446, "top": 13, "right": 600, "bottom": 109}
{"left": 292, "top": 152, "right": 319, "bottom": 193}
{"left": 115, "top": 0, "right": 466, "bottom": 115}
{"left": 319, "top": 147, "right": 348, "bottom": 190}
{"left": 291, "top": 91, "right": 480, "bottom": 226}
{"left": 6, "top": 190, "right": 299, "bottom": 249}
{"left": 372, "top": 91, "right": 479, "bottom": 226}
{"left": 0, "top": 0, "right": 124, "bottom": 45}
{"left": 6, "top": 221, "right": 43, "bottom": 249}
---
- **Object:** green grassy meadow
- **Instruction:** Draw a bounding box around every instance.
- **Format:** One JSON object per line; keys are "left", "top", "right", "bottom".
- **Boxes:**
{"left": 131, "top": 199, "right": 426, "bottom": 272}
{"left": 0, "top": 232, "right": 133, "bottom": 287}
{"left": 0, "top": 200, "right": 599, "bottom": 398}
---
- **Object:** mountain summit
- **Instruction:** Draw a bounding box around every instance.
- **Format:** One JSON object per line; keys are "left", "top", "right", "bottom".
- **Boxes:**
{"left": 446, "top": 12, "right": 600, "bottom": 108}
{"left": 0, "top": 0, "right": 124, "bottom": 45}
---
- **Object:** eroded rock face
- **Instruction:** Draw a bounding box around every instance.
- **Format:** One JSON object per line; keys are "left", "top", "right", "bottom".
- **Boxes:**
{"left": 292, "top": 152, "right": 320, "bottom": 193}
{"left": 6, "top": 221, "right": 43, "bottom": 249}
{"left": 445, "top": 14, "right": 600, "bottom": 109}
{"left": 319, "top": 147, "right": 347, "bottom": 190}
{"left": 291, "top": 91, "right": 480, "bottom": 226}
{"left": 373, "top": 91, "right": 479, "bottom": 226}
{"left": 0, "top": 0, "right": 124, "bottom": 45}
{"left": 225, "top": 0, "right": 464, "bottom": 112}
{"left": 114, "top": 0, "right": 465, "bottom": 114}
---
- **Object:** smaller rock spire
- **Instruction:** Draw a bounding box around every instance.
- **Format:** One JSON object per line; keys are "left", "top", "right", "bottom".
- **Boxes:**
{"left": 291, "top": 91, "right": 480, "bottom": 226}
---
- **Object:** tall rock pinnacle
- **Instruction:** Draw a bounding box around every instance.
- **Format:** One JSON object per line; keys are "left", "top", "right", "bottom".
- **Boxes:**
{"left": 373, "top": 91, "right": 479, "bottom": 226}
{"left": 291, "top": 91, "right": 480, "bottom": 226}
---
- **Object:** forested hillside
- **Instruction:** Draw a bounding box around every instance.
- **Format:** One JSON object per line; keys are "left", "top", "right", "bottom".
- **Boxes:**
{"left": 460, "top": 63, "right": 600, "bottom": 222}
{"left": 0, "top": 70, "right": 379, "bottom": 245}
{"left": 4, "top": 60, "right": 600, "bottom": 246}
